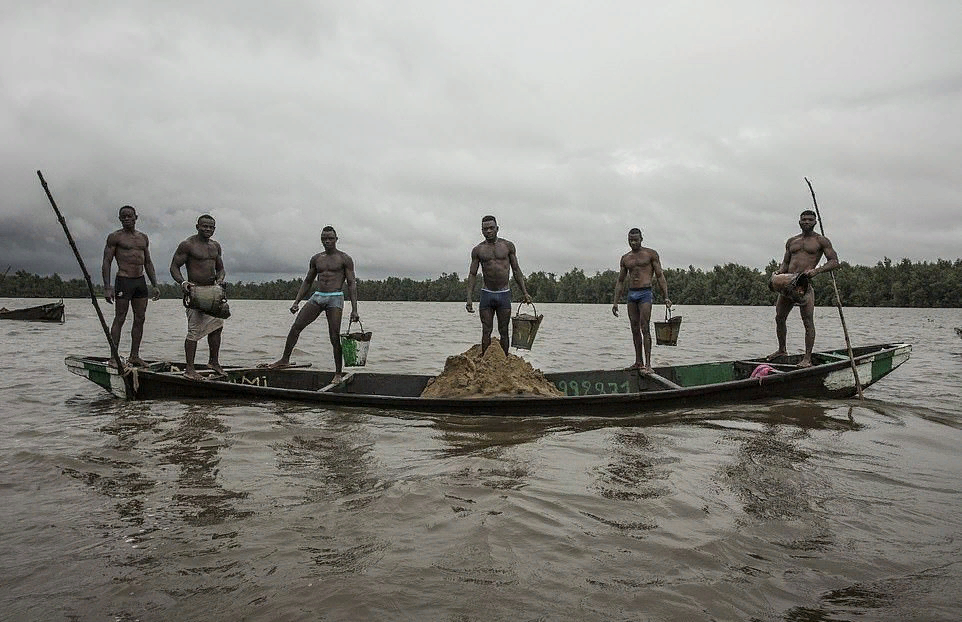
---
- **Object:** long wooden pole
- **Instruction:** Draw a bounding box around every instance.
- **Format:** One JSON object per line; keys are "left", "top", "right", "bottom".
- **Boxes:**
{"left": 804, "top": 177, "right": 863, "bottom": 399}
{"left": 37, "top": 170, "right": 132, "bottom": 394}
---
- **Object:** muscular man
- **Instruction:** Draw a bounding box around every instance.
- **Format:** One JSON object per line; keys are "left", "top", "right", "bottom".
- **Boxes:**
{"left": 767, "top": 209, "right": 840, "bottom": 367}
{"left": 266, "top": 226, "right": 359, "bottom": 382}
{"left": 611, "top": 228, "right": 671, "bottom": 372}
{"left": 101, "top": 205, "right": 160, "bottom": 367}
{"left": 169, "top": 214, "right": 227, "bottom": 380}
{"left": 465, "top": 215, "right": 532, "bottom": 355}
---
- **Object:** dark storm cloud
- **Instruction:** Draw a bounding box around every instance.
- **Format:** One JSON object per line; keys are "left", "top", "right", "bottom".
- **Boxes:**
{"left": 2, "top": 1, "right": 961, "bottom": 282}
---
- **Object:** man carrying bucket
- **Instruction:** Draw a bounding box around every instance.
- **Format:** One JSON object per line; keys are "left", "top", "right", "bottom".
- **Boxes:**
{"left": 263, "top": 226, "right": 359, "bottom": 383}
{"left": 466, "top": 215, "right": 532, "bottom": 355}
{"left": 766, "top": 210, "right": 839, "bottom": 367}
{"left": 170, "top": 214, "right": 228, "bottom": 380}
{"left": 611, "top": 228, "right": 671, "bottom": 372}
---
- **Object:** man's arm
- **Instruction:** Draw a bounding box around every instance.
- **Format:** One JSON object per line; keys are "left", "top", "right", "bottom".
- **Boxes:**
{"left": 808, "top": 237, "right": 840, "bottom": 278}
{"left": 213, "top": 242, "right": 226, "bottom": 285}
{"left": 102, "top": 234, "right": 117, "bottom": 303}
{"left": 142, "top": 238, "right": 160, "bottom": 300}
{"left": 611, "top": 259, "right": 627, "bottom": 317}
{"left": 651, "top": 251, "right": 672, "bottom": 308}
{"left": 289, "top": 262, "right": 317, "bottom": 313}
{"left": 777, "top": 242, "right": 792, "bottom": 274}
{"left": 508, "top": 242, "right": 532, "bottom": 304}
{"left": 170, "top": 242, "right": 190, "bottom": 293}
{"left": 465, "top": 248, "right": 480, "bottom": 312}
{"left": 344, "top": 254, "right": 359, "bottom": 321}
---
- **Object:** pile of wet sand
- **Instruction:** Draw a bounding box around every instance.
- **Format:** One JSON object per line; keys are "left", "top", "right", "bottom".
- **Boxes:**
{"left": 420, "top": 340, "right": 563, "bottom": 398}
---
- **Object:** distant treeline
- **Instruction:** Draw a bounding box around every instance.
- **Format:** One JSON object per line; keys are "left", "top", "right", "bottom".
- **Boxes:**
{"left": 2, "top": 257, "right": 962, "bottom": 307}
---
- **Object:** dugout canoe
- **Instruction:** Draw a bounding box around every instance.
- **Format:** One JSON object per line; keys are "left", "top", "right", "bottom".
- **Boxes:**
{"left": 65, "top": 343, "right": 911, "bottom": 416}
{"left": 0, "top": 300, "right": 65, "bottom": 323}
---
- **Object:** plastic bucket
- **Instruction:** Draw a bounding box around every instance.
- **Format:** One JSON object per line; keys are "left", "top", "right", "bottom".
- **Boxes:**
{"left": 340, "top": 319, "right": 372, "bottom": 367}
{"left": 654, "top": 307, "right": 682, "bottom": 346}
{"left": 510, "top": 302, "right": 543, "bottom": 350}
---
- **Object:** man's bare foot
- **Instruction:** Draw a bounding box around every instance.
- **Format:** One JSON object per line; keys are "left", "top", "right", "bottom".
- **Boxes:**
{"left": 331, "top": 373, "right": 345, "bottom": 384}
{"left": 209, "top": 362, "right": 226, "bottom": 376}
{"left": 765, "top": 350, "right": 787, "bottom": 362}
{"left": 797, "top": 358, "right": 813, "bottom": 368}
{"left": 640, "top": 366, "right": 654, "bottom": 374}
{"left": 184, "top": 369, "right": 207, "bottom": 381}
{"left": 127, "top": 356, "right": 147, "bottom": 367}
{"left": 626, "top": 362, "right": 644, "bottom": 370}
{"left": 108, "top": 357, "right": 124, "bottom": 369}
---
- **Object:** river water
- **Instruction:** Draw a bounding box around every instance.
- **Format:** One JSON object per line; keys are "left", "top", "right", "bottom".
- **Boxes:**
{"left": 2, "top": 299, "right": 960, "bottom": 621}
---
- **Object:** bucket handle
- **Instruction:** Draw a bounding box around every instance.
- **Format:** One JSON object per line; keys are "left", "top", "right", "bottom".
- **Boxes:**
{"left": 514, "top": 301, "right": 539, "bottom": 318}
{"left": 664, "top": 305, "right": 674, "bottom": 322}
{"left": 346, "top": 317, "right": 365, "bottom": 334}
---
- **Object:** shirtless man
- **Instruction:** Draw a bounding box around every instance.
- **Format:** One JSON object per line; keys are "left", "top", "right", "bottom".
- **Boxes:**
{"left": 767, "top": 209, "right": 840, "bottom": 367}
{"left": 266, "top": 226, "right": 359, "bottom": 382}
{"left": 611, "top": 228, "right": 671, "bottom": 372}
{"left": 169, "top": 214, "right": 227, "bottom": 380}
{"left": 465, "top": 215, "right": 532, "bottom": 355}
{"left": 101, "top": 205, "right": 160, "bottom": 367}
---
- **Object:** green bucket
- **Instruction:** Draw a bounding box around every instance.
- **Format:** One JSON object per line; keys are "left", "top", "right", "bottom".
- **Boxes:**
{"left": 510, "top": 302, "right": 543, "bottom": 350}
{"left": 340, "top": 318, "right": 372, "bottom": 367}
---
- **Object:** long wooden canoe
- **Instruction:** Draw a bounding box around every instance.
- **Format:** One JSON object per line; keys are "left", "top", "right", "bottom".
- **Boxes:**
{"left": 0, "top": 300, "right": 65, "bottom": 323}
{"left": 65, "top": 343, "right": 911, "bottom": 416}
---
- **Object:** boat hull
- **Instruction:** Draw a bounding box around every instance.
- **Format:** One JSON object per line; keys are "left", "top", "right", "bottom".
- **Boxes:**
{"left": 65, "top": 343, "right": 912, "bottom": 416}
{"left": 0, "top": 301, "right": 65, "bottom": 323}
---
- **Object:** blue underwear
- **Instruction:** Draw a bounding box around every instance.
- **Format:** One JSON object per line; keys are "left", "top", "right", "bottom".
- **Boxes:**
{"left": 627, "top": 287, "right": 653, "bottom": 304}
{"left": 479, "top": 288, "right": 511, "bottom": 310}
{"left": 308, "top": 291, "right": 344, "bottom": 310}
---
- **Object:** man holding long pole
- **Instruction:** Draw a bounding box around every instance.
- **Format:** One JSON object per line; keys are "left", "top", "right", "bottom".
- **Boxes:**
{"left": 767, "top": 209, "right": 840, "bottom": 368}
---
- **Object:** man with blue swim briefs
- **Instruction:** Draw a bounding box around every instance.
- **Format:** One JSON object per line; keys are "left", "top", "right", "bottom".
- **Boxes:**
{"left": 466, "top": 215, "right": 533, "bottom": 355}
{"left": 612, "top": 227, "right": 672, "bottom": 372}
{"left": 264, "top": 226, "right": 359, "bottom": 382}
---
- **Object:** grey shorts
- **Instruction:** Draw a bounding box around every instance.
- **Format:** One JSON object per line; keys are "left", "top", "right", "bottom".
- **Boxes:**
{"left": 308, "top": 291, "right": 344, "bottom": 310}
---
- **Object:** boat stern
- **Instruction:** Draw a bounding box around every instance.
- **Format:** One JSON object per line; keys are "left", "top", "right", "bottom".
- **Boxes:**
{"left": 65, "top": 355, "right": 130, "bottom": 399}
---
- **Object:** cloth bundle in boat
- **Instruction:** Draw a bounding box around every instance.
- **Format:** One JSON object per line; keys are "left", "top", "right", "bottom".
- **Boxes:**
{"left": 183, "top": 284, "right": 231, "bottom": 319}
{"left": 768, "top": 272, "right": 810, "bottom": 304}
{"left": 340, "top": 318, "right": 372, "bottom": 367}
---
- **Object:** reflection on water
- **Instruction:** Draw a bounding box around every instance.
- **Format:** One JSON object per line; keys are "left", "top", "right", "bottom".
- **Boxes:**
{"left": 274, "top": 411, "right": 383, "bottom": 507}
{"left": 158, "top": 404, "right": 252, "bottom": 527}
{"left": 4, "top": 302, "right": 962, "bottom": 620}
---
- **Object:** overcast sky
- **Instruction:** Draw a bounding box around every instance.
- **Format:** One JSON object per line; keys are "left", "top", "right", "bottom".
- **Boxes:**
{"left": 3, "top": 1, "right": 960, "bottom": 283}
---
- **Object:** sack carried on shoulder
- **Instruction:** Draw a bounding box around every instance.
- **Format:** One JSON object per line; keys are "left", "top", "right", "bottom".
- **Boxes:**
{"left": 183, "top": 284, "right": 231, "bottom": 319}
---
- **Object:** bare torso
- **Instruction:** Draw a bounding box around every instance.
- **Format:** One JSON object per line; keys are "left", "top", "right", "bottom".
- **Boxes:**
{"left": 310, "top": 250, "right": 352, "bottom": 291}
{"left": 177, "top": 235, "right": 223, "bottom": 285}
{"left": 105, "top": 229, "right": 150, "bottom": 278}
{"left": 620, "top": 248, "right": 659, "bottom": 288}
{"left": 784, "top": 233, "right": 830, "bottom": 273}
{"left": 472, "top": 239, "right": 515, "bottom": 290}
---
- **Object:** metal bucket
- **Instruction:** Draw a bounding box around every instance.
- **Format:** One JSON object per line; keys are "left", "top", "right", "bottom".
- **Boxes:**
{"left": 340, "top": 318, "right": 372, "bottom": 367}
{"left": 183, "top": 284, "right": 231, "bottom": 319}
{"left": 510, "top": 302, "right": 543, "bottom": 350}
{"left": 654, "top": 307, "right": 682, "bottom": 346}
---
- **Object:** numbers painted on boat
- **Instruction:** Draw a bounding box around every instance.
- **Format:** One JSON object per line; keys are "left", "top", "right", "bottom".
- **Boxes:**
{"left": 555, "top": 380, "right": 630, "bottom": 396}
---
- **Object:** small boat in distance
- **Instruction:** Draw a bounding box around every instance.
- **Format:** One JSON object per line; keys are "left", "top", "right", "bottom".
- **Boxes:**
{"left": 0, "top": 300, "right": 65, "bottom": 323}
{"left": 65, "top": 343, "right": 911, "bottom": 417}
